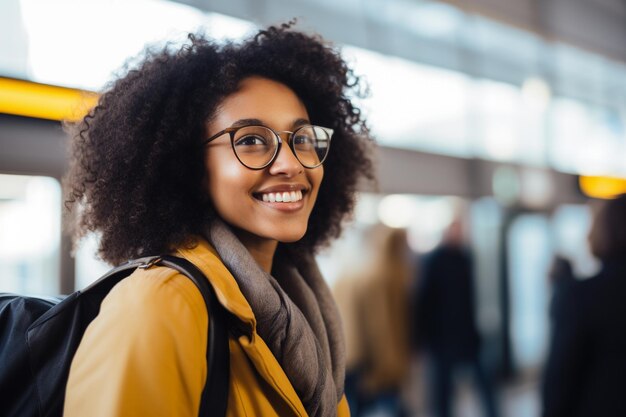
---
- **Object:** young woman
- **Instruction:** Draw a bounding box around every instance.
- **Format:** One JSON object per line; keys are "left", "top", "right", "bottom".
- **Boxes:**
{"left": 63, "top": 24, "right": 374, "bottom": 417}
{"left": 334, "top": 225, "right": 413, "bottom": 416}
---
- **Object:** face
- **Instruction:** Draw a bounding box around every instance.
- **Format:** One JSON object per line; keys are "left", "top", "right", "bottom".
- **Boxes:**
{"left": 204, "top": 77, "right": 324, "bottom": 249}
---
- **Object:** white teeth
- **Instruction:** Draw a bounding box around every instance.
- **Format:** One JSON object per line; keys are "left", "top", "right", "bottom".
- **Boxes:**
{"left": 258, "top": 191, "right": 304, "bottom": 203}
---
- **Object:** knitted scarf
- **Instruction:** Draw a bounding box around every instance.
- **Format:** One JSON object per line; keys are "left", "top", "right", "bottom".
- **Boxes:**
{"left": 205, "top": 220, "right": 345, "bottom": 417}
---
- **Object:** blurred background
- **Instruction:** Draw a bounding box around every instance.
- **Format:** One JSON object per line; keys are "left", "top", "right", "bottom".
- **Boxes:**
{"left": 1, "top": 0, "right": 625, "bottom": 416}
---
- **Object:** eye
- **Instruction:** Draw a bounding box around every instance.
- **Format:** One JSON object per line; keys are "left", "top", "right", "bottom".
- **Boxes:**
{"left": 294, "top": 134, "right": 314, "bottom": 145}
{"left": 235, "top": 134, "right": 267, "bottom": 146}
{"left": 293, "top": 134, "right": 316, "bottom": 151}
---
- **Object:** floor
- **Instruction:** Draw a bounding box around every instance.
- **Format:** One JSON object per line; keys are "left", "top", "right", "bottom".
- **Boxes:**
{"left": 394, "top": 359, "right": 541, "bottom": 417}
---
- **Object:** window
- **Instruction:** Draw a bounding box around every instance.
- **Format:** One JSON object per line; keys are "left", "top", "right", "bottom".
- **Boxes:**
{"left": 0, "top": 174, "right": 60, "bottom": 295}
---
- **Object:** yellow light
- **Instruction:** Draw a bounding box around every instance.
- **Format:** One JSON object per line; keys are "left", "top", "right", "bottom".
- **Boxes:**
{"left": 0, "top": 78, "right": 98, "bottom": 122}
{"left": 579, "top": 175, "right": 626, "bottom": 199}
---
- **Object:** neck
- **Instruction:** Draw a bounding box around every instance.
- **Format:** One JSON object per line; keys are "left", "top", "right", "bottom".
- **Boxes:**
{"left": 232, "top": 228, "right": 278, "bottom": 273}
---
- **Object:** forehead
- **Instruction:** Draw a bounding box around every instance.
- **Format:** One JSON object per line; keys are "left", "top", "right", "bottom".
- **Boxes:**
{"left": 211, "top": 77, "right": 309, "bottom": 131}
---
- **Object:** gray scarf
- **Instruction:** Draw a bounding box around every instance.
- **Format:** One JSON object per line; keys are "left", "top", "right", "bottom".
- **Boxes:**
{"left": 205, "top": 220, "right": 345, "bottom": 417}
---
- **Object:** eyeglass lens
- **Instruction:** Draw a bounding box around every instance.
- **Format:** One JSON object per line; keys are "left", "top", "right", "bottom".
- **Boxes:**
{"left": 232, "top": 125, "right": 330, "bottom": 169}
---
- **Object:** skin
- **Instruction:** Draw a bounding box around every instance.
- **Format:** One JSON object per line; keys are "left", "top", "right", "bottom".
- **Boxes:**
{"left": 443, "top": 219, "right": 465, "bottom": 247}
{"left": 204, "top": 77, "right": 324, "bottom": 273}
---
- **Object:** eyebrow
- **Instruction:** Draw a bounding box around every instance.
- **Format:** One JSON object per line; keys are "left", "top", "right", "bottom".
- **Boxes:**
{"left": 229, "top": 118, "right": 311, "bottom": 129}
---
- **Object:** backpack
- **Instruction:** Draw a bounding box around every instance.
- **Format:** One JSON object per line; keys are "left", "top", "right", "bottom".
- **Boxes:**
{"left": 0, "top": 255, "right": 230, "bottom": 417}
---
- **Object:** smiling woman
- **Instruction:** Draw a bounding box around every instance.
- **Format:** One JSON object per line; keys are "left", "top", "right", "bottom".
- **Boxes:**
{"left": 62, "top": 22, "right": 374, "bottom": 417}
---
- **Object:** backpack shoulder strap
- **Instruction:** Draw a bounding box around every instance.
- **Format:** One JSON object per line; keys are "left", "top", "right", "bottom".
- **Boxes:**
{"left": 155, "top": 255, "right": 230, "bottom": 417}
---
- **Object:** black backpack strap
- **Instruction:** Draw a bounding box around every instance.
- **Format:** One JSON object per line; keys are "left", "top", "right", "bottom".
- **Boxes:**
{"left": 154, "top": 255, "right": 230, "bottom": 417}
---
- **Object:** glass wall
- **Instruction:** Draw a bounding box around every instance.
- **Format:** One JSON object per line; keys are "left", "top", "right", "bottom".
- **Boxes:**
{"left": 0, "top": 174, "right": 60, "bottom": 295}
{"left": 508, "top": 214, "right": 551, "bottom": 369}
{"left": 3, "top": 0, "right": 624, "bottom": 177}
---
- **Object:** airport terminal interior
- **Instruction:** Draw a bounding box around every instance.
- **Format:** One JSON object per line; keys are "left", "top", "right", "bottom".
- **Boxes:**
{"left": 1, "top": 0, "right": 625, "bottom": 416}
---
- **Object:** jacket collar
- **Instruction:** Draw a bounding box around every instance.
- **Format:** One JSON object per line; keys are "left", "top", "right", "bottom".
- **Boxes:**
{"left": 176, "top": 237, "right": 256, "bottom": 331}
{"left": 176, "top": 237, "right": 308, "bottom": 417}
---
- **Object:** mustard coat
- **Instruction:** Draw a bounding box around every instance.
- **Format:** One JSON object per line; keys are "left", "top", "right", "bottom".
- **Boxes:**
{"left": 64, "top": 238, "right": 350, "bottom": 417}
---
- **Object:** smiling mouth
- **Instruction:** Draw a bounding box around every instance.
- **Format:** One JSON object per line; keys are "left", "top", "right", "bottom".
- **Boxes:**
{"left": 253, "top": 190, "right": 305, "bottom": 203}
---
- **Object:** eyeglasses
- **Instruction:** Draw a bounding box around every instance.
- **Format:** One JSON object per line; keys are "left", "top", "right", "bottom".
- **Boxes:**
{"left": 203, "top": 124, "right": 333, "bottom": 170}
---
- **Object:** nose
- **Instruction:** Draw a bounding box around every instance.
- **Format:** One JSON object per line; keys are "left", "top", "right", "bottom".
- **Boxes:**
{"left": 268, "top": 138, "right": 303, "bottom": 177}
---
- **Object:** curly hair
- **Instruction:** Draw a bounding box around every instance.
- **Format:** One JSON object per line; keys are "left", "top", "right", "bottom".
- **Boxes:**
{"left": 65, "top": 23, "right": 375, "bottom": 265}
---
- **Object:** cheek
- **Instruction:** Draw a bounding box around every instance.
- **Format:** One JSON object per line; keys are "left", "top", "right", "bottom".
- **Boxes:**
{"left": 204, "top": 154, "right": 246, "bottom": 210}
{"left": 209, "top": 162, "right": 242, "bottom": 188}
{"left": 206, "top": 163, "right": 265, "bottom": 228}
{"left": 309, "top": 167, "right": 324, "bottom": 203}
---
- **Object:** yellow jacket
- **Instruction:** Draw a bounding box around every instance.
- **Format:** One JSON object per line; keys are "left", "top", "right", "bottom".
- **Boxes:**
{"left": 64, "top": 238, "right": 350, "bottom": 417}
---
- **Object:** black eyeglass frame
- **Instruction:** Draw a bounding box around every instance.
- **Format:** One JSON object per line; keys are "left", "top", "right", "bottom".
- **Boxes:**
{"left": 203, "top": 124, "right": 333, "bottom": 170}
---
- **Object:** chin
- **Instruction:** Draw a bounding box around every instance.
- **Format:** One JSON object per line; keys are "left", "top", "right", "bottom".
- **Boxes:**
{"left": 275, "top": 232, "right": 306, "bottom": 243}
{"left": 271, "top": 228, "right": 307, "bottom": 243}
{"left": 278, "top": 236, "right": 304, "bottom": 244}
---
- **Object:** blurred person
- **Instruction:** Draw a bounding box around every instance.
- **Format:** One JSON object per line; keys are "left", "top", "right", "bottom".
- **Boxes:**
{"left": 542, "top": 194, "right": 626, "bottom": 417}
{"left": 416, "top": 219, "right": 498, "bottom": 417}
{"left": 334, "top": 225, "right": 413, "bottom": 417}
{"left": 334, "top": 267, "right": 365, "bottom": 416}
{"left": 546, "top": 255, "right": 575, "bottom": 320}
{"left": 62, "top": 23, "right": 375, "bottom": 417}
